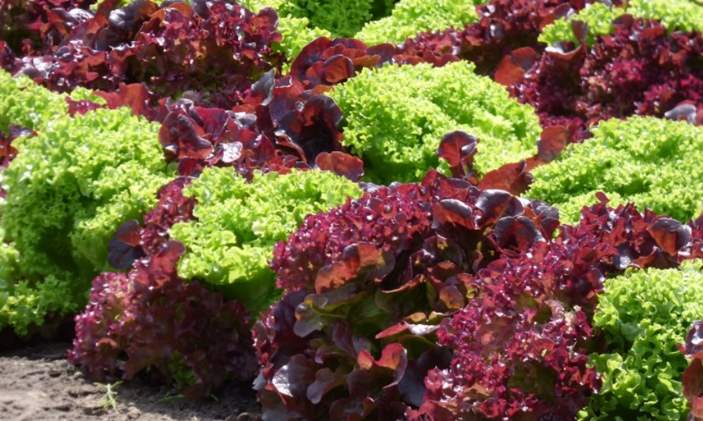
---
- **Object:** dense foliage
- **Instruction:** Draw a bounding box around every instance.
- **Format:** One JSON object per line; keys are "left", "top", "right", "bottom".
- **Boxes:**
{"left": 170, "top": 167, "right": 361, "bottom": 314}
{"left": 258, "top": 170, "right": 558, "bottom": 419}
{"left": 3, "top": 0, "right": 703, "bottom": 418}
{"left": 513, "top": 16, "right": 703, "bottom": 138}
{"left": 259, "top": 166, "right": 700, "bottom": 419}
{"left": 71, "top": 166, "right": 360, "bottom": 393}
{"left": 328, "top": 61, "right": 540, "bottom": 183}
{"left": 0, "top": 0, "right": 283, "bottom": 109}
{"left": 579, "top": 262, "right": 703, "bottom": 420}
{"left": 70, "top": 243, "right": 258, "bottom": 398}
{"left": 528, "top": 117, "right": 703, "bottom": 222}
{"left": 0, "top": 70, "right": 171, "bottom": 335}
{"left": 412, "top": 197, "right": 694, "bottom": 420}
{"left": 69, "top": 176, "right": 257, "bottom": 398}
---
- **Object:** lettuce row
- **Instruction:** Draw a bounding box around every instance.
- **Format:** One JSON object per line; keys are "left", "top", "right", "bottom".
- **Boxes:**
{"left": 579, "top": 261, "right": 703, "bottom": 420}
{"left": 0, "top": 72, "right": 173, "bottom": 335}
{"left": 327, "top": 61, "right": 540, "bottom": 184}
{"left": 355, "top": 0, "right": 482, "bottom": 46}
{"left": 528, "top": 117, "right": 703, "bottom": 223}
{"left": 540, "top": 0, "right": 703, "bottom": 46}
{"left": 169, "top": 167, "right": 361, "bottom": 315}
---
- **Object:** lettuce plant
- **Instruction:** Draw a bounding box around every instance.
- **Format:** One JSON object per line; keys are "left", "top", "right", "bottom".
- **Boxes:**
{"left": 258, "top": 170, "right": 557, "bottom": 419}
{"left": 355, "top": 0, "right": 481, "bottom": 46}
{"left": 540, "top": 0, "right": 703, "bottom": 46}
{"left": 515, "top": 16, "right": 703, "bottom": 139}
{"left": 0, "top": 79, "right": 172, "bottom": 334}
{"left": 528, "top": 117, "right": 703, "bottom": 223}
{"left": 327, "top": 61, "right": 540, "bottom": 183}
{"left": 71, "top": 178, "right": 253, "bottom": 397}
{"left": 69, "top": 250, "right": 258, "bottom": 398}
{"left": 169, "top": 167, "right": 362, "bottom": 314}
{"left": 579, "top": 261, "right": 703, "bottom": 420}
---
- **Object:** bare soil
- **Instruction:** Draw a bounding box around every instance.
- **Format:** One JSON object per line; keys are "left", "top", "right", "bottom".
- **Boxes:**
{"left": 0, "top": 342, "right": 260, "bottom": 421}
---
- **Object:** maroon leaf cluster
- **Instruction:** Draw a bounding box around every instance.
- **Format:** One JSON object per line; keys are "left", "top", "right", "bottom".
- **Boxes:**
{"left": 257, "top": 170, "right": 558, "bottom": 418}
{"left": 2, "top": 0, "right": 283, "bottom": 109}
{"left": 69, "top": 246, "right": 257, "bottom": 398}
{"left": 288, "top": 37, "right": 402, "bottom": 88}
{"left": 512, "top": 17, "right": 703, "bottom": 140}
{"left": 71, "top": 178, "right": 258, "bottom": 398}
{"left": 159, "top": 98, "right": 307, "bottom": 178}
{"left": 157, "top": 80, "right": 367, "bottom": 178}
{"left": 0, "top": 0, "right": 95, "bottom": 54}
{"left": 414, "top": 256, "right": 598, "bottom": 420}
{"left": 412, "top": 197, "right": 694, "bottom": 419}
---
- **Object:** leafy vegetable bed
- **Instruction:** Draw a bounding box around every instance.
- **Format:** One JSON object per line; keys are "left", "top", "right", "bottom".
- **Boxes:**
{"left": 2, "top": 0, "right": 703, "bottom": 420}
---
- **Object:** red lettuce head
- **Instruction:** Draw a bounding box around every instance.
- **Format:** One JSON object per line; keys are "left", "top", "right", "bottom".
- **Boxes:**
{"left": 513, "top": 17, "right": 703, "bottom": 139}
{"left": 256, "top": 171, "right": 557, "bottom": 418}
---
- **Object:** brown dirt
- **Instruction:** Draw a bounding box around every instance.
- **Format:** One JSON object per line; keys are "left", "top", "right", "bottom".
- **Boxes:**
{"left": 0, "top": 342, "right": 260, "bottom": 421}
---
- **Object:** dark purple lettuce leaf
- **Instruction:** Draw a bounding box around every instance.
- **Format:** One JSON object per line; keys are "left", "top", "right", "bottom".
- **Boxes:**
{"left": 413, "top": 256, "right": 598, "bottom": 420}
{"left": 0, "top": 0, "right": 96, "bottom": 54}
{"left": 290, "top": 37, "right": 398, "bottom": 88}
{"left": 158, "top": 99, "right": 306, "bottom": 178}
{"left": 69, "top": 243, "right": 257, "bottom": 398}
